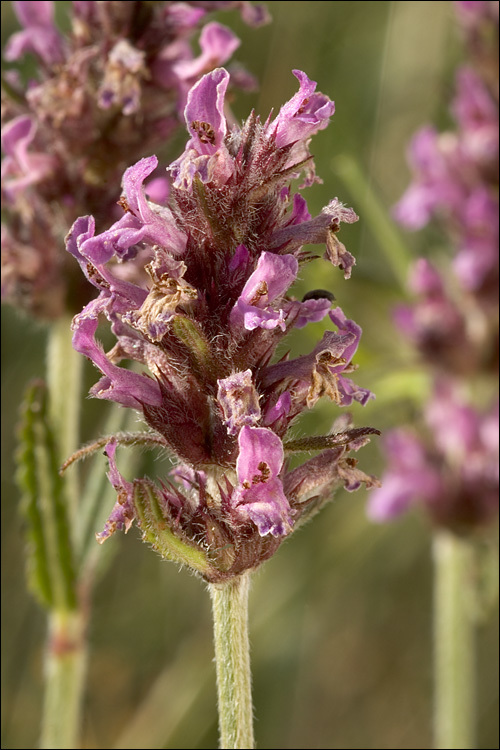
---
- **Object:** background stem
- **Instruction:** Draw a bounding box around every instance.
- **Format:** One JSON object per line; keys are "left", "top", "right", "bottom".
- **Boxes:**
{"left": 433, "top": 531, "right": 476, "bottom": 750}
{"left": 209, "top": 573, "right": 254, "bottom": 749}
{"left": 46, "top": 315, "right": 83, "bottom": 531}
{"left": 40, "top": 609, "right": 87, "bottom": 750}
{"left": 42, "top": 316, "right": 87, "bottom": 748}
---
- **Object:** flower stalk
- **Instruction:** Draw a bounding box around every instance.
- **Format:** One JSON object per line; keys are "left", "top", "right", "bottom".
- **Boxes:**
{"left": 209, "top": 572, "right": 254, "bottom": 749}
{"left": 40, "top": 608, "right": 88, "bottom": 750}
{"left": 433, "top": 530, "right": 476, "bottom": 750}
{"left": 46, "top": 314, "right": 83, "bottom": 527}
{"left": 44, "top": 320, "right": 88, "bottom": 750}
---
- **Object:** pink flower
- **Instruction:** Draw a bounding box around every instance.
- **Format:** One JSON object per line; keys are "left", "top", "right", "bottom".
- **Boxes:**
{"left": 65, "top": 68, "right": 377, "bottom": 578}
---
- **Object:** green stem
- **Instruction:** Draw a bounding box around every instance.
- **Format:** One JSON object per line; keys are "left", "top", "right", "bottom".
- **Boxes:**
{"left": 433, "top": 531, "right": 476, "bottom": 750}
{"left": 43, "top": 316, "right": 87, "bottom": 749}
{"left": 40, "top": 609, "right": 87, "bottom": 750}
{"left": 209, "top": 573, "right": 254, "bottom": 749}
{"left": 46, "top": 315, "right": 83, "bottom": 531}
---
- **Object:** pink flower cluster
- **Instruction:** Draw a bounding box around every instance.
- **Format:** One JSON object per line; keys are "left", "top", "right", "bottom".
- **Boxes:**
{"left": 67, "top": 68, "right": 379, "bottom": 580}
{"left": 1, "top": 0, "right": 267, "bottom": 318}
{"left": 369, "top": 1, "right": 499, "bottom": 532}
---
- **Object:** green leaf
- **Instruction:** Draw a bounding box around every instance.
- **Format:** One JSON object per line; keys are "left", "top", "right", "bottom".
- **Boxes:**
{"left": 133, "top": 480, "right": 212, "bottom": 576}
{"left": 16, "top": 381, "right": 77, "bottom": 611}
{"left": 171, "top": 316, "right": 215, "bottom": 379}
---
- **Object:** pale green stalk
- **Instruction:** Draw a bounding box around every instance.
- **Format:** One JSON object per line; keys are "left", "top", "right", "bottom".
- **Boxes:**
{"left": 46, "top": 314, "right": 83, "bottom": 530}
{"left": 433, "top": 531, "right": 476, "bottom": 750}
{"left": 209, "top": 572, "right": 254, "bottom": 749}
{"left": 40, "top": 609, "right": 88, "bottom": 750}
{"left": 40, "top": 316, "right": 87, "bottom": 749}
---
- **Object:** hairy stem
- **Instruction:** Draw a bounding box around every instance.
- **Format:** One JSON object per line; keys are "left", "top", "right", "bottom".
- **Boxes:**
{"left": 40, "top": 609, "right": 87, "bottom": 750}
{"left": 209, "top": 573, "right": 254, "bottom": 749}
{"left": 433, "top": 531, "right": 476, "bottom": 750}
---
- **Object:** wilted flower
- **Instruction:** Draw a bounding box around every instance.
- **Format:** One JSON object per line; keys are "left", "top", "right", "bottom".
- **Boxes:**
{"left": 65, "top": 67, "right": 379, "bottom": 582}
{"left": 1, "top": 0, "right": 268, "bottom": 318}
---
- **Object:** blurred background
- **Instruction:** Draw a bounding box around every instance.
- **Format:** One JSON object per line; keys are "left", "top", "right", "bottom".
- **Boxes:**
{"left": 1, "top": 2, "right": 498, "bottom": 748}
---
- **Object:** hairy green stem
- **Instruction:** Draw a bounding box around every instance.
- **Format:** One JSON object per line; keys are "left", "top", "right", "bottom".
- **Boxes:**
{"left": 40, "top": 609, "right": 87, "bottom": 750}
{"left": 46, "top": 315, "right": 83, "bottom": 530}
{"left": 209, "top": 573, "right": 254, "bottom": 749}
{"left": 433, "top": 531, "right": 476, "bottom": 750}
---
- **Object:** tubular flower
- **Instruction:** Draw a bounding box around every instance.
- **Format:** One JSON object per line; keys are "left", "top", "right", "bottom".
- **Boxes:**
{"left": 1, "top": 0, "right": 267, "bottom": 318}
{"left": 66, "top": 68, "right": 379, "bottom": 582}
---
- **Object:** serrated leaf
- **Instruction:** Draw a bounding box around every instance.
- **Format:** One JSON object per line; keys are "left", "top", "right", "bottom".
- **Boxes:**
{"left": 16, "top": 380, "right": 77, "bottom": 611}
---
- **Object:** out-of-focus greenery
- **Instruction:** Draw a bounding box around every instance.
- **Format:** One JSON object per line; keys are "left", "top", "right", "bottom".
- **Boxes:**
{"left": 1, "top": 2, "right": 498, "bottom": 749}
